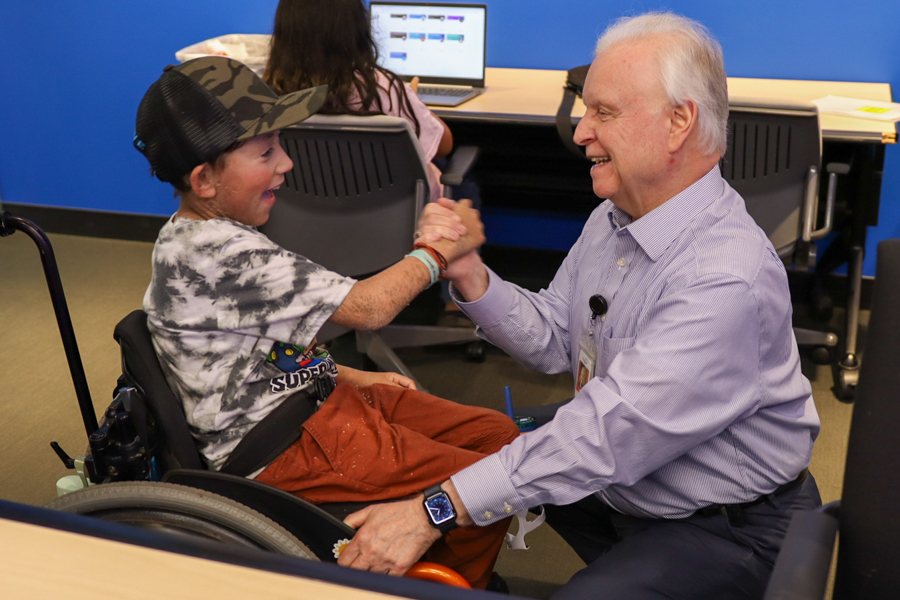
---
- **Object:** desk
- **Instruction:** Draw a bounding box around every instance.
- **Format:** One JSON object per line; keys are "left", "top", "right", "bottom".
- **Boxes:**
{"left": 435, "top": 67, "right": 897, "bottom": 144}
{"left": 436, "top": 68, "right": 895, "bottom": 398}
{"left": 0, "top": 516, "right": 396, "bottom": 600}
{"left": 0, "top": 498, "right": 468, "bottom": 600}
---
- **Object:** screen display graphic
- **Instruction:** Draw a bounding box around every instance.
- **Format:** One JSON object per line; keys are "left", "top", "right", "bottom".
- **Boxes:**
{"left": 371, "top": 3, "right": 486, "bottom": 81}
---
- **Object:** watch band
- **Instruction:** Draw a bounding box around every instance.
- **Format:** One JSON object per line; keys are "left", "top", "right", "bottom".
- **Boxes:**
{"left": 423, "top": 483, "right": 458, "bottom": 534}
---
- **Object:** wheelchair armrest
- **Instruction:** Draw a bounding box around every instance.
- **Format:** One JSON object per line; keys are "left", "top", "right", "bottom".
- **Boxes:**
{"left": 439, "top": 146, "right": 480, "bottom": 187}
{"left": 763, "top": 501, "right": 840, "bottom": 600}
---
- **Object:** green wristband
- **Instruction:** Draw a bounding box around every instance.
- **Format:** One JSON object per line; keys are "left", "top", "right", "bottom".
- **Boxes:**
{"left": 407, "top": 248, "right": 440, "bottom": 286}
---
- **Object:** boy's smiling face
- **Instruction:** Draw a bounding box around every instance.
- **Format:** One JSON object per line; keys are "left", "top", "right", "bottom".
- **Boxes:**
{"left": 185, "top": 131, "right": 293, "bottom": 227}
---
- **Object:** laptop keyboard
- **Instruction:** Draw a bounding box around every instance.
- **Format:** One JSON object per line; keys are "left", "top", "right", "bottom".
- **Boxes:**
{"left": 418, "top": 86, "right": 472, "bottom": 97}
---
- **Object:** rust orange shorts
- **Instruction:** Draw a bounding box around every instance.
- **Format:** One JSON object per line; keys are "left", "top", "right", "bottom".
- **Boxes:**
{"left": 255, "top": 382, "right": 519, "bottom": 588}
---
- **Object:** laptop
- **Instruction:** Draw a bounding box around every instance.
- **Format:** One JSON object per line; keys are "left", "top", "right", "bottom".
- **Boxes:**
{"left": 369, "top": 2, "right": 487, "bottom": 107}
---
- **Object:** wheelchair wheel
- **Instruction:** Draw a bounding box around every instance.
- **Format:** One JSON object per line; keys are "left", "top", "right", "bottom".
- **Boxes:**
{"left": 45, "top": 481, "right": 316, "bottom": 559}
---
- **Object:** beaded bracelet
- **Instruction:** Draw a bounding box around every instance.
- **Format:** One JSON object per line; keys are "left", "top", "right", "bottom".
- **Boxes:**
{"left": 412, "top": 243, "right": 448, "bottom": 275}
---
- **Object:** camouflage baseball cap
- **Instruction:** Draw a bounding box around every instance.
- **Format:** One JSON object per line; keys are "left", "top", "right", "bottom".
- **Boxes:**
{"left": 134, "top": 56, "right": 327, "bottom": 185}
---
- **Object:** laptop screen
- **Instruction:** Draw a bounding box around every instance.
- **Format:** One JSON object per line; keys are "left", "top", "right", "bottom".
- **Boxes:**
{"left": 369, "top": 2, "right": 487, "bottom": 87}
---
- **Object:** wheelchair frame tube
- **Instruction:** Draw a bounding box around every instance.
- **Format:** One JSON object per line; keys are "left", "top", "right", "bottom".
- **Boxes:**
{"left": 1, "top": 212, "right": 99, "bottom": 434}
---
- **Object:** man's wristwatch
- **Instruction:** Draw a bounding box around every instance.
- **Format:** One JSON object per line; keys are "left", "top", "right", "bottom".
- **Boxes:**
{"left": 423, "top": 483, "right": 459, "bottom": 533}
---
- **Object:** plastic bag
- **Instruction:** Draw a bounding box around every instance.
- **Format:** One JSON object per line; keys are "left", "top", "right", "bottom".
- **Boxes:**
{"left": 175, "top": 34, "right": 272, "bottom": 75}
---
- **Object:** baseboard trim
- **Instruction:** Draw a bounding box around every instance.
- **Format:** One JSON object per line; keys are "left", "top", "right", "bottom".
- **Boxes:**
{"left": 2, "top": 203, "right": 168, "bottom": 243}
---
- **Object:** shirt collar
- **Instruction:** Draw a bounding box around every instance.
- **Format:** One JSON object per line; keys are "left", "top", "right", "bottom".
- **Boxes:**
{"left": 608, "top": 166, "right": 724, "bottom": 262}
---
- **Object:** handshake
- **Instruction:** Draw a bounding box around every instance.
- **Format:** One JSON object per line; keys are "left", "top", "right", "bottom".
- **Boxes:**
{"left": 415, "top": 198, "right": 484, "bottom": 275}
{"left": 413, "top": 199, "right": 488, "bottom": 298}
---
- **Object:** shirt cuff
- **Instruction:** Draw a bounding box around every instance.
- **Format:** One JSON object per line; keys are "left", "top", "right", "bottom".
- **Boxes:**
{"left": 450, "top": 266, "right": 518, "bottom": 329}
{"left": 451, "top": 453, "right": 525, "bottom": 526}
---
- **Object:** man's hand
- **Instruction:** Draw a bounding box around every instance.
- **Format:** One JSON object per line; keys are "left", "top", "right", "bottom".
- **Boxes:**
{"left": 338, "top": 496, "right": 441, "bottom": 576}
{"left": 444, "top": 251, "right": 484, "bottom": 286}
{"left": 336, "top": 365, "right": 416, "bottom": 390}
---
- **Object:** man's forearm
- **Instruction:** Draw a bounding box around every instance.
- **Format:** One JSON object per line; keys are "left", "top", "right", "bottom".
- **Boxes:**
{"left": 447, "top": 253, "right": 490, "bottom": 302}
{"left": 441, "top": 479, "right": 473, "bottom": 527}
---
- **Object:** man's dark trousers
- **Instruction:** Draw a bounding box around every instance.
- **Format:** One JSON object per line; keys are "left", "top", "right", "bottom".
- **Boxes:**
{"left": 546, "top": 475, "right": 821, "bottom": 600}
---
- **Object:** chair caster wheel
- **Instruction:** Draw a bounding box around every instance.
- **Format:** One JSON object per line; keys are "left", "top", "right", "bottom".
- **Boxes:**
{"left": 810, "top": 291, "right": 834, "bottom": 322}
{"left": 466, "top": 341, "right": 486, "bottom": 363}
{"left": 835, "top": 367, "right": 858, "bottom": 401}
{"left": 810, "top": 346, "right": 833, "bottom": 365}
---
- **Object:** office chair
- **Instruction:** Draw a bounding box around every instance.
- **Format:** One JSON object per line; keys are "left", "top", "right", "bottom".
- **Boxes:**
{"left": 722, "top": 98, "right": 848, "bottom": 379}
{"left": 763, "top": 238, "right": 900, "bottom": 600}
{"left": 260, "top": 114, "right": 482, "bottom": 392}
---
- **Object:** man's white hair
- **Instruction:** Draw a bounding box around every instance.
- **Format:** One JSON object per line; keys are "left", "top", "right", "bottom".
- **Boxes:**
{"left": 595, "top": 12, "right": 728, "bottom": 156}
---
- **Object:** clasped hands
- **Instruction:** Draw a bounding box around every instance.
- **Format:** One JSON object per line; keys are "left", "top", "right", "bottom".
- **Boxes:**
{"left": 415, "top": 198, "right": 486, "bottom": 285}
{"left": 417, "top": 197, "right": 482, "bottom": 259}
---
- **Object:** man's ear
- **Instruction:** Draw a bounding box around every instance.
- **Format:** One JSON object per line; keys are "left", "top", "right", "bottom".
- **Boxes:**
{"left": 189, "top": 163, "right": 218, "bottom": 199}
{"left": 668, "top": 100, "right": 698, "bottom": 154}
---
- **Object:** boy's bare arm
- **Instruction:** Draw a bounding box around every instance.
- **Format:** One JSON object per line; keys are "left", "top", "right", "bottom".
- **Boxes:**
{"left": 329, "top": 200, "right": 484, "bottom": 330}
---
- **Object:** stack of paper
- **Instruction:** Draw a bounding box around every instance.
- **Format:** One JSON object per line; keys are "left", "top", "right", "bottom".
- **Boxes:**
{"left": 812, "top": 95, "right": 900, "bottom": 122}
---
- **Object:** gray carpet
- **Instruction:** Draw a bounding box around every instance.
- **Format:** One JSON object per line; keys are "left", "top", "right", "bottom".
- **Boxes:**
{"left": 0, "top": 231, "right": 857, "bottom": 598}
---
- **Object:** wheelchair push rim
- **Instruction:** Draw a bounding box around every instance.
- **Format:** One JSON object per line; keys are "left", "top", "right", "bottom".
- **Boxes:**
{"left": 45, "top": 481, "right": 317, "bottom": 560}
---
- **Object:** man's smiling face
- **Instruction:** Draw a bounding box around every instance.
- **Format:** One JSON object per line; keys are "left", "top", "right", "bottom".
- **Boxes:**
{"left": 574, "top": 39, "right": 678, "bottom": 216}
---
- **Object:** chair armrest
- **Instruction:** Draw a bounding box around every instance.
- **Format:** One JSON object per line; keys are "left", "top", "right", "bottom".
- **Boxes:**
{"left": 763, "top": 502, "right": 840, "bottom": 600}
{"left": 439, "top": 146, "right": 480, "bottom": 187}
{"left": 807, "top": 162, "right": 850, "bottom": 241}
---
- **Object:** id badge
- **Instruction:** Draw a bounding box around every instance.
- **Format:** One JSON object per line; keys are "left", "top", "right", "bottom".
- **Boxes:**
{"left": 575, "top": 333, "right": 597, "bottom": 393}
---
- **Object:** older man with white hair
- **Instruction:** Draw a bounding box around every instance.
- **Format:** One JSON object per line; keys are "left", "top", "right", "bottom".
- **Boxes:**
{"left": 338, "top": 12, "right": 821, "bottom": 599}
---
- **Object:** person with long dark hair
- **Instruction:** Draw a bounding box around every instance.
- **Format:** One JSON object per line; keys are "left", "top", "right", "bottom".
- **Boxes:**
{"left": 265, "top": 0, "right": 453, "bottom": 200}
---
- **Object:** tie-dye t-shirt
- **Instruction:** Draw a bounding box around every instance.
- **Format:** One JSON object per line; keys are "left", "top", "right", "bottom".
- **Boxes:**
{"left": 143, "top": 216, "right": 356, "bottom": 470}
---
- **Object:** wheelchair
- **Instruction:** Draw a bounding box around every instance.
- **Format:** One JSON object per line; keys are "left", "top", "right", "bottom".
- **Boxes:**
{"left": 1, "top": 211, "right": 470, "bottom": 588}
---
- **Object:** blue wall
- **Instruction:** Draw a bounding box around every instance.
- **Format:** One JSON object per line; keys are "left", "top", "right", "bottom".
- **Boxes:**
{"left": 2, "top": 1, "right": 900, "bottom": 274}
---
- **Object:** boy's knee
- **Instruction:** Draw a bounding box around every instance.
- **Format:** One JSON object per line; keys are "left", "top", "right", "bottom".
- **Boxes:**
{"left": 486, "top": 412, "right": 521, "bottom": 446}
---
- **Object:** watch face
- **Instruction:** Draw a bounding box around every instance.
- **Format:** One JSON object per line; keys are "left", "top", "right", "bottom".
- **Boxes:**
{"left": 425, "top": 494, "right": 456, "bottom": 525}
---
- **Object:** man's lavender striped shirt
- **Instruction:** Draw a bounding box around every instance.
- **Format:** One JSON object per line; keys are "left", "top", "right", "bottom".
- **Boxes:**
{"left": 451, "top": 166, "right": 820, "bottom": 524}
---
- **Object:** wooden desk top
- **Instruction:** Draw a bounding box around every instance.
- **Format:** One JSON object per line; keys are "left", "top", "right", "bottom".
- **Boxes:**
{"left": 0, "top": 517, "right": 400, "bottom": 600}
{"left": 435, "top": 67, "right": 896, "bottom": 144}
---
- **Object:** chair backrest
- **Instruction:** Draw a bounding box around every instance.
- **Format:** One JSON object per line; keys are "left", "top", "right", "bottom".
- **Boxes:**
{"left": 113, "top": 310, "right": 205, "bottom": 472}
{"left": 721, "top": 98, "right": 821, "bottom": 256}
{"left": 834, "top": 238, "right": 900, "bottom": 597}
{"left": 261, "top": 114, "right": 429, "bottom": 278}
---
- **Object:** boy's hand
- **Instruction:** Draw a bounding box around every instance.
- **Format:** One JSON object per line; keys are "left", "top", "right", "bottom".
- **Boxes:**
{"left": 336, "top": 365, "right": 417, "bottom": 390}
{"left": 427, "top": 199, "right": 485, "bottom": 263}
{"left": 410, "top": 76, "right": 420, "bottom": 94}
{"left": 416, "top": 198, "right": 466, "bottom": 243}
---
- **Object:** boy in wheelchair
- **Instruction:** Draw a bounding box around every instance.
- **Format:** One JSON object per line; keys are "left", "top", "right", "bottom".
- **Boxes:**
{"left": 132, "top": 56, "right": 518, "bottom": 588}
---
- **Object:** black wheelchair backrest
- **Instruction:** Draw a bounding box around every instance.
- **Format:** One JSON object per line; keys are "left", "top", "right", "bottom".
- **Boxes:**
{"left": 113, "top": 310, "right": 205, "bottom": 472}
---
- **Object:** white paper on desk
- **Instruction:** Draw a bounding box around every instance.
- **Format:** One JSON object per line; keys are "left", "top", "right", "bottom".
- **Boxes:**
{"left": 811, "top": 95, "right": 900, "bottom": 122}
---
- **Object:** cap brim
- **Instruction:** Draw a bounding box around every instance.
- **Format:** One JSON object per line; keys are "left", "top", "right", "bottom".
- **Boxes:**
{"left": 237, "top": 85, "right": 328, "bottom": 140}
